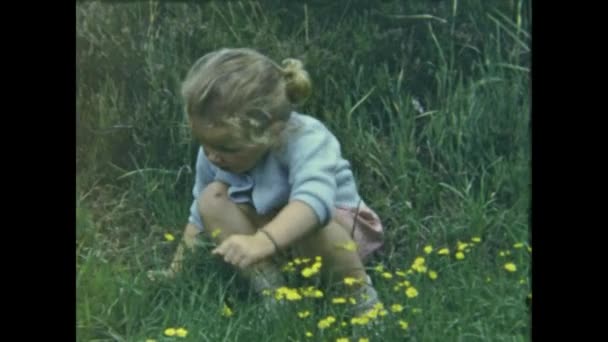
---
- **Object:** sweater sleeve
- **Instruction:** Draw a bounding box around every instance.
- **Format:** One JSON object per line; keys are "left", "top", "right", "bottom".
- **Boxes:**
{"left": 283, "top": 120, "right": 340, "bottom": 226}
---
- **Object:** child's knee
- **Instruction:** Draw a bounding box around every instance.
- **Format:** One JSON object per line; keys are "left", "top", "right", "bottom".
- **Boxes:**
{"left": 297, "top": 220, "right": 354, "bottom": 257}
{"left": 198, "top": 181, "right": 230, "bottom": 220}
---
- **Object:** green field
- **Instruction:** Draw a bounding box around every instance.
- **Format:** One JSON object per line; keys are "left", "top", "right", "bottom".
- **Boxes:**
{"left": 77, "top": 1, "right": 531, "bottom": 341}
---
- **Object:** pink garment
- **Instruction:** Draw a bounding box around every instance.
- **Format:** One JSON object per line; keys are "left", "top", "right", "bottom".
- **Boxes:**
{"left": 334, "top": 203, "right": 384, "bottom": 261}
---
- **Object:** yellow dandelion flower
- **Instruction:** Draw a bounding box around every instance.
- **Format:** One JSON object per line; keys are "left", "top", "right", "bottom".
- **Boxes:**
{"left": 275, "top": 287, "right": 302, "bottom": 301}
{"left": 455, "top": 251, "right": 465, "bottom": 260}
{"left": 365, "top": 309, "right": 378, "bottom": 320}
{"left": 405, "top": 287, "right": 419, "bottom": 298}
{"left": 164, "top": 233, "right": 175, "bottom": 242}
{"left": 457, "top": 241, "right": 469, "bottom": 251}
{"left": 294, "top": 258, "right": 302, "bottom": 265}
{"left": 398, "top": 320, "right": 409, "bottom": 330}
{"left": 315, "top": 256, "right": 322, "bottom": 262}
{"left": 393, "top": 285, "right": 401, "bottom": 292}
{"left": 498, "top": 251, "right": 506, "bottom": 257}
{"left": 337, "top": 338, "right": 349, "bottom": 342}
{"left": 519, "top": 278, "right": 526, "bottom": 284}
{"left": 411, "top": 307, "right": 422, "bottom": 314}
{"left": 424, "top": 245, "right": 433, "bottom": 254}
{"left": 411, "top": 257, "right": 427, "bottom": 273}
{"left": 318, "top": 321, "right": 331, "bottom": 329}
{"left": 401, "top": 280, "right": 411, "bottom": 287}
{"left": 341, "top": 322, "right": 348, "bottom": 327}
{"left": 282, "top": 263, "right": 295, "bottom": 272}
{"left": 318, "top": 316, "right": 336, "bottom": 329}
{"left": 359, "top": 338, "right": 370, "bottom": 342}
{"left": 300, "top": 286, "right": 312, "bottom": 296}
{"left": 332, "top": 297, "right": 347, "bottom": 304}
{"left": 374, "top": 264, "right": 384, "bottom": 273}
{"left": 211, "top": 229, "right": 221, "bottom": 238}
{"left": 300, "top": 286, "right": 324, "bottom": 298}
{"left": 513, "top": 242, "right": 524, "bottom": 249}
{"left": 275, "top": 287, "right": 287, "bottom": 300}
{"left": 428, "top": 270, "right": 438, "bottom": 280}
{"left": 413, "top": 257, "right": 425, "bottom": 266}
{"left": 438, "top": 248, "right": 450, "bottom": 255}
{"left": 164, "top": 328, "right": 176, "bottom": 336}
{"left": 379, "top": 309, "right": 388, "bottom": 317}
{"left": 301, "top": 267, "right": 319, "bottom": 278}
{"left": 395, "top": 270, "right": 407, "bottom": 277}
{"left": 471, "top": 236, "right": 481, "bottom": 243}
{"left": 412, "top": 265, "right": 427, "bottom": 273}
{"left": 176, "top": 328, "right": 188, "bottom": 337}
{"left": 221, "top": 304, "right": 233, "bottom": 317}
{"left": 302, "top": 257, "right": 311, "bottom": 263}
{"left": 298, "top": 310, "right": 311, "bottom": 318}
{"left": 349, "top": 297, "right": 357, "bottom": 305}
{"left": 146, "top": 339, "right": 157, "bottom": 342}
{"left": 351, "top": 316, "right": 370, "bottom": 325}
{"left": 287, "top": 292, "right": 302, "bottom": 301}
{"left": 305, "top": 331, "right": 313, "bottom": 338}
{"left": 390, "top": 304, "right": 404, "bottom": 313}
{"left": 344, "top": 277, "right": 361, "bottom": 286}
{"left": 504, "top": 262, "right": 517, "bottom": 272}
{"left": 381, "top": 272, "right": 393, "bottom": 279}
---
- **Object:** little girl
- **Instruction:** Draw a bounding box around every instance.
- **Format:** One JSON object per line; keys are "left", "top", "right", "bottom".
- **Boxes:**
{"left": 150, "top": 47, "right": 384, "bottom": 315}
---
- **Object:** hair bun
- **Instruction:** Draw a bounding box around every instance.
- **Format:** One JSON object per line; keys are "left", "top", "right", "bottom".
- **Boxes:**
{"left": 281, "top": 58, "right": 311, "bottom": 105}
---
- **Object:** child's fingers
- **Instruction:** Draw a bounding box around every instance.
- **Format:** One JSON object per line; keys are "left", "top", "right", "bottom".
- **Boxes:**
{"left": 237, "top": 257, "right": 253, "bottom": 269}
{"left": 212, "top": 240, "right": 231, "bottom": 256}
{"left": 212, "top": 246, "right": 224, "bottom": 256}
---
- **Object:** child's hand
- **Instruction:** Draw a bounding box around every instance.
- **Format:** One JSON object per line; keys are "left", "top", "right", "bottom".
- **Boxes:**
{"left": 212, "top": 233, "right": 275, "bottom": 269}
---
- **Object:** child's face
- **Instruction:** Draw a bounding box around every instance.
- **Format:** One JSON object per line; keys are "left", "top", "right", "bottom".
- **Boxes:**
{"left": 190, "top": 118, "right": 270, "bottom": 174}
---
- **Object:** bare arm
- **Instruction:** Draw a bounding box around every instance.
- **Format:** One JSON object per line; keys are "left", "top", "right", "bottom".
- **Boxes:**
{"left": 211, "top": 200, "right": 320, "bottom": 268}
{"left": 255, "top": 200, "right": 319, "bottom": 251}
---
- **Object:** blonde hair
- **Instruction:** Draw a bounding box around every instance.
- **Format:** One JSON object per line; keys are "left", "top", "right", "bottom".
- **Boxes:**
{"left": 181, "top": 48, "right": 311, "bottom": 146}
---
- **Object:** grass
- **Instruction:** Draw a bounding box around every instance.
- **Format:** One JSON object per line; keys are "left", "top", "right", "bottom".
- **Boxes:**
{"left": 77, "top": 0, "right": 531, "bottom": 341}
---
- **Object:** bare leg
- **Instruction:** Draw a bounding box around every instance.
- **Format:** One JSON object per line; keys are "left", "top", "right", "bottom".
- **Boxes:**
{"left": 294, "top": 219, "right": 379, "bottom": 314}
{"left": 198, "top": 182, "right": 282, "bottom": 292}
{"left": 294, "top": 220, "right": 366, "bottom": 282}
